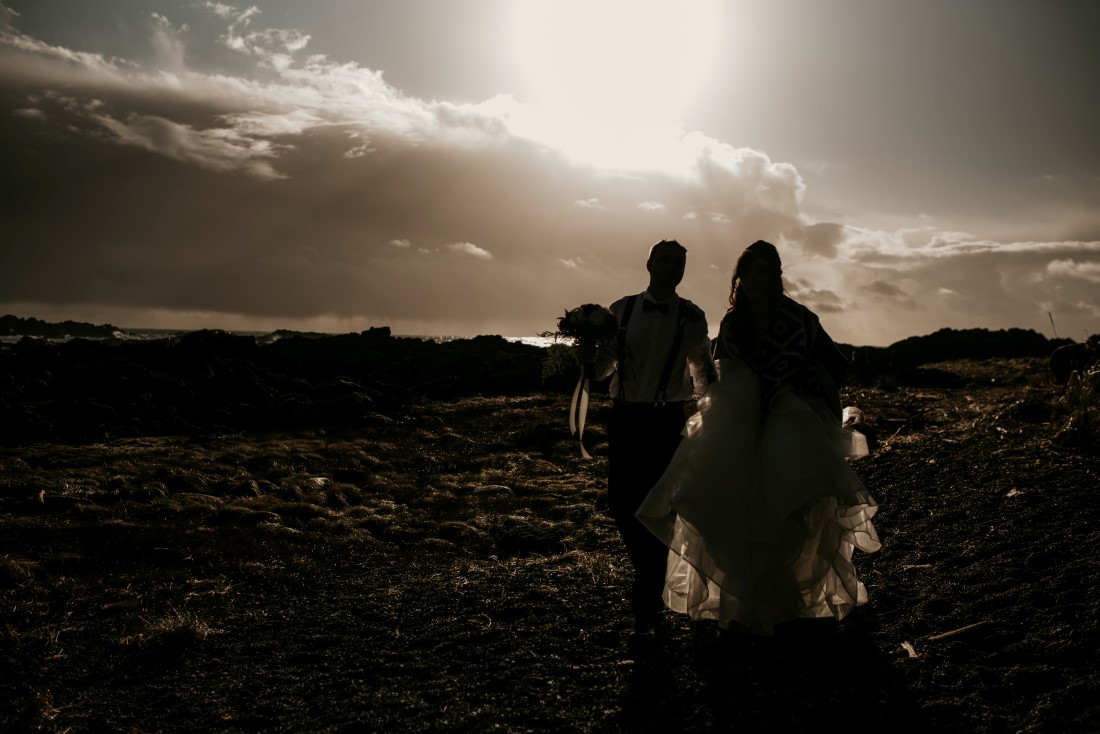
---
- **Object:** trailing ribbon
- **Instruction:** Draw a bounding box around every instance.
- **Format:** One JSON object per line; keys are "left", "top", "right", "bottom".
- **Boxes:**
{"left": 568, "top": 365, "right": 593, "bottom": 459}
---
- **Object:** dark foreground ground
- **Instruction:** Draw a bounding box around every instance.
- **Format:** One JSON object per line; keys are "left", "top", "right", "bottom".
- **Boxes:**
{"left": 2, "top": 355, "right": 1099, "bottom": 733}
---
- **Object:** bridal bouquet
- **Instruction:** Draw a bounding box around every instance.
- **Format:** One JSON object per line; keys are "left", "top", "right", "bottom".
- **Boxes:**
{"left": 556, "top": 303, "right": 618, "bottom": 346}
{"left": 553, "top": 304, "right": 617, "bottom": 459}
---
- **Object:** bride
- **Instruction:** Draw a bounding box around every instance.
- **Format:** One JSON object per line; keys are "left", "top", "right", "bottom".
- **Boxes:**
{"left": 636, "top": 240, "right": 881, "bottom": 635}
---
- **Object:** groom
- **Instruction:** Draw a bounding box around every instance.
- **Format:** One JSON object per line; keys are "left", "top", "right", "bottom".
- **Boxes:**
{"left": 587, "top": 239, "right": 715, "bottom": 635}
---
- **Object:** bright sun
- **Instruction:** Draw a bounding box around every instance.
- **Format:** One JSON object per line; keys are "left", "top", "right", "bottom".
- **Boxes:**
{"left": 507, "top": 0, "right": 723, "bottom": 130}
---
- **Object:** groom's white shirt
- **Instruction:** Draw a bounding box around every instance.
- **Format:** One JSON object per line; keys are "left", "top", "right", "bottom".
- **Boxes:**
{"left": 598, "top": 290, "right": 713, "bottom": 403}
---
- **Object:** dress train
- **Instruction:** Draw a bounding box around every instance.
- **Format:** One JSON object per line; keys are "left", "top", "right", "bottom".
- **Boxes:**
{"left": 636, "top": 357, "right": 881, "bottom": 635}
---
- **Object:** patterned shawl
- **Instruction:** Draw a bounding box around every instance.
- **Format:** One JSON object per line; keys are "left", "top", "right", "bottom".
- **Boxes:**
{"left": 717, "top": 296, "right": 846, "bottom": 416}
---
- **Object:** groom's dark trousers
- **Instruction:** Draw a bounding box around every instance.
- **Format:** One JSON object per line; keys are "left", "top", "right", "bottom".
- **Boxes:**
{"left": 608, "top": 399, "right": 688, "bottom": 621}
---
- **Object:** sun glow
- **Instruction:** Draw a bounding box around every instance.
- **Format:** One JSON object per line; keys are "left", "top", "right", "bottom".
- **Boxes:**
{"left": 506, "top": 1, "right": 723, "bottom": 168}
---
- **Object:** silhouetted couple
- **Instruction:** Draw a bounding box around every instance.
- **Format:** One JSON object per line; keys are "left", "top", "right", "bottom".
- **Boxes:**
{"left": 587, "top": 239, "right": 880, "bottom": 636}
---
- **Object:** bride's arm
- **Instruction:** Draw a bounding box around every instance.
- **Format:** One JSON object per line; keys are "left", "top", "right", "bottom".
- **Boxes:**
{"left": 685, "top": 318, "right": 716, "bottom": 397}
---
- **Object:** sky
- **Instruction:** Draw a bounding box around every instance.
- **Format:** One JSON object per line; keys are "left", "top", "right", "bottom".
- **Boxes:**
{"left": 1, "top": 0, "right": 1098, "bottom": 345}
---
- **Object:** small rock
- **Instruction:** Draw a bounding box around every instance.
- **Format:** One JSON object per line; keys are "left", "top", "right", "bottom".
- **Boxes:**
{"left": 214, "top": 507, "right": 282, "bottom": 526}
{"left": 175, "top": 492, "right": 225, "bottom": 507}
{"left": 472, "top": 485, "right": 513, "bottom": 496}
{"left": 235, "top": 479, "right": 262, "bottom": 497}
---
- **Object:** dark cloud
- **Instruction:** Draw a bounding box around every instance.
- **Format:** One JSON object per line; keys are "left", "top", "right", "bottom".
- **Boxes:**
{"left": 785, "top": 222, "right": 846, "bottom": 259}
{"left": 861, "top": 279, "right": 918, "bottom": 311}
{"left": 830, "top": 241, "right": 1100, "bottom": 342}
{"left": 785, "top": 279, "right": 847, "bottom": 314}
{"left": 863, "top": 280, "right": 904, "bottom": 297}
{"left": 802, "top": 289, "right": 846, "bottom": 314}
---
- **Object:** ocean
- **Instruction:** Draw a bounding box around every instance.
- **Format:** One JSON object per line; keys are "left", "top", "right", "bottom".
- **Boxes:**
{"left": 0, "top": 328, "right": 560, "bottom": 349}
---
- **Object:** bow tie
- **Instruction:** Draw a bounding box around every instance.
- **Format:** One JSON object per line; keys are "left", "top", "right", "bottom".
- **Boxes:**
{"left": 642, "top": 299, "right": 670, "bottom": 314}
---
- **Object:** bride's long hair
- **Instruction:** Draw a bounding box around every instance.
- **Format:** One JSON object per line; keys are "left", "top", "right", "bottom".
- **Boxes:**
{"left": 723, "top": 240, "right": 784, "bottom": 353}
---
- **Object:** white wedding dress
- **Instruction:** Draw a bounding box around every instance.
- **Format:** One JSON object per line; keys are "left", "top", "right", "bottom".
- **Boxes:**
{"left": 636, "top": 357, "right": 881, "bottom": 635}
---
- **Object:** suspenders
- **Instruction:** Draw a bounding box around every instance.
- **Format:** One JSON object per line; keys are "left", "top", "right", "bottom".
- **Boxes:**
{"left": 615, "top": 296, "right": 638, "bottom": 400}
{"left": 616, "top": 294, "right": 689, "bottom": 403}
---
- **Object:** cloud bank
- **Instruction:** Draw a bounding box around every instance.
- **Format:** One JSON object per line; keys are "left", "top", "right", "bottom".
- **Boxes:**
{"left": 0, "top": 1, "right": 1096, "bottom": 344}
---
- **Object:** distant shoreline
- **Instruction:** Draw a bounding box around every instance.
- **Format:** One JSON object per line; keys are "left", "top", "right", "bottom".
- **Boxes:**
{"left": 0, "top": 312, "right": 1084, "bottom": 356}
{"left": 0, "top": 315, "right": 1089, "bottom": 446}
{"left": 0, "top": 314, "right": 555, "bottom": 348}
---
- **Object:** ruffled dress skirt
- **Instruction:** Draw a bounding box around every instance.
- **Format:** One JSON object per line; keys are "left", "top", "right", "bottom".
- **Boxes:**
{"left": 636, "top": 357, "right": 881, "bottom": 635}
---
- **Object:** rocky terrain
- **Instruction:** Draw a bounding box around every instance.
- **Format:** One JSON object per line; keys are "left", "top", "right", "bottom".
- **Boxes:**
{"left": 0, "top": 315, "right": 123, "bottom": 341}
{"left": 0, "top": 327, "right": 547, "bottom": 446}
{"left": 1, "top": 324, "right": 1097, "bottom": 732}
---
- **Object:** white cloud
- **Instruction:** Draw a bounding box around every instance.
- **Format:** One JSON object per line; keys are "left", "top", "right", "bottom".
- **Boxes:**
{"left": 638, "top": 201, "right": 665, "bottom": 212}
{"left": 149, "top": 12, "right": 188, "bottom": 71}
{"left": 389, "top": 239, "right": 411, "bottom": 248}
{"left": 0, "top": 23, "right": 133, "bottom": 81}
{"left": 88, "top": 107, "right": 285, "bottom": 179}
{"left": 221, "top": 109, "right": 324, "bottom": 138}
{"left": 212, "top": 2, "right": 263, "bottom": 54}
{"left": 558, "top": 258, "right": 581, "bottom": 269}
{"left": 1046, "top": 259, "right": 1100, "bottom": 284}
{"left": 344, "top": 143, "right": 370, "bottom": 158}
{"left": 683, "top": 212, "right": 698, "bottom": 220}
{"left": 447, "top": 242, "right": 493, "bottom": 260}
{"left": 0, "top": 3, "right": 17, "bottom": 32}
{"left": 0, "top": 5, "right": 440, "bottom": 178}
{"left": 203, "top": 2, "right": 238, "bottom": 20}
{"left": 575, "top": 198, "right": 605, "bottom": 210}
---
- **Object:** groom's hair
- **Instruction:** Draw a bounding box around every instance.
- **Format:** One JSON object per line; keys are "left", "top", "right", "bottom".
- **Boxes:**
{"left": 648, "top": 239, "right": 687, "bottom": 261}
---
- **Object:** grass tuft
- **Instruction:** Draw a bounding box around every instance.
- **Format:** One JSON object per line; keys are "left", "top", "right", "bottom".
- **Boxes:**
{"left": 0, "top": 555, "right": 39, "bottom": 586}
{"left": 121, "top": 609, "right": 212, "bottom": 664}
{"left": 1056, "top": 368, "right": 1098, "bottom": 448}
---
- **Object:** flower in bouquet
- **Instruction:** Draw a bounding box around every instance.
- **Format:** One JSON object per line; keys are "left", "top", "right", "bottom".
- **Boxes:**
{"left": 556, "top": 303, "right": 618, "bottom": 343}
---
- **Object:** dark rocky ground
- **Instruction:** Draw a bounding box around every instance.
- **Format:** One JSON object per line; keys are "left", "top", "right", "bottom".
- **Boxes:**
{"left": 1, "top": 327, "right": 1098, "bottom": 732}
